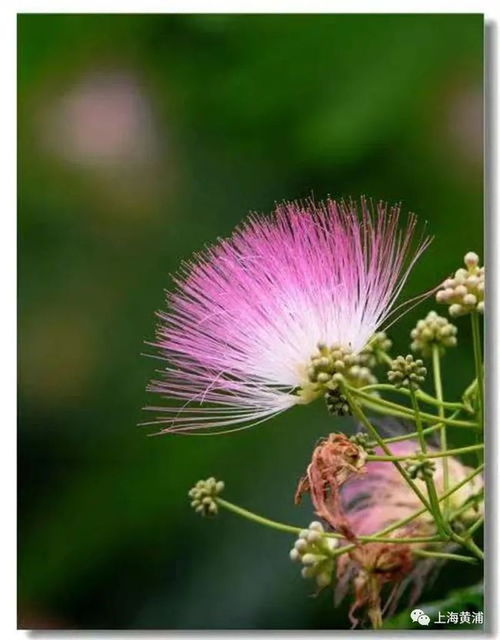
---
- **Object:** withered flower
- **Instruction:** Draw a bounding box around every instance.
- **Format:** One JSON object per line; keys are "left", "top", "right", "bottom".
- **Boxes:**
{"left": 295, "top": 436, "right": 483, "bottom": 628}
{"left": 294, "top": 433, "right": 367, "bottom": 539}
{"left": 337, "top": 539, "right": 415, "bottom": 628}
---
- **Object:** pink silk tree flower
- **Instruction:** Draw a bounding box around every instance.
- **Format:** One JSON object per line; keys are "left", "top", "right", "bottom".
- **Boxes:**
{"left": 146, "top": 198, "right": 432, "bottom": 434}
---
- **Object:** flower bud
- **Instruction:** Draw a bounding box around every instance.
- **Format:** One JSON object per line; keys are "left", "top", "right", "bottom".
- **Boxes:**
{"left": 410, "top": 311, "right": 458, "bottom": 357}
{"left": 463, "top": 293, "right": 477, "bottom": 306}
{"left": 289, "top": 521, "right": 338, "bottom": 591}
{"left": 302, "top": 342, "right": 378, "bottom": 405}
{"left": 387, "top": 355, "right": 426, "bottom": 390}
{"left": 464, "top": 251, "right": 479, "bottom": 267}
{"left": 289, "top": 548, "right": 300, "bottom": 562}
{"left": 436, "top": 252, "right": 484, "bottom": 317}
{"left": 405, "top": 457, "right": 436, "bottom": 480}
{"left": 316, "top": 571, "right": 332, "bottom": 588}
{"left": 188, "top": 477, "right": 225, "bottom": 516}
{"left": 449, "top": 303, "right": 465, "bottom": 317}
{"left": 358, "top": 332, "right": 392, "bottom": 368}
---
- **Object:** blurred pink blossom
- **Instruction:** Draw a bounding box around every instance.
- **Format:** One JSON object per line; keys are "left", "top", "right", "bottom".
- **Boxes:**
{"left": 42, "top": 70, "right": 159, "bottom": 167}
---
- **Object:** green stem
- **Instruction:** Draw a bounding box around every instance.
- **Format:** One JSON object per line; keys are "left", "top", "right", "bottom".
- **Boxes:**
{"left": 417, "top": 389, "right": 464, "bottom": 411}
{"left": 432, "top": 344, "right": 450, "bottom": 516}
{"left": 410, "top": 390, "right": 427, "bottom": 453}
{"left": 215, "top": 498, "right": 440, "bottom": 545}
{"left": 462, "top": 378, "right": 478, "bottom": 413}
{"left": 466, "top": 515, "right": 484, "bottom": 538}
{"left": 470, "top": 311, "right": 484, "bottom": 431}
{"left": 379, "top": 351, "right": 394, "bottom": 367}
{"left": 410, "top": 390, "right": 448, "bottom": 538}
{"left": 343, "top": 385, "right": 431, "bottom": 512}
{"left": 348, "top": 387, "right": 478, "bottom": 428}
{"left": 215, "top": 498, "right": 300, "bottom": 534}
{"left": 367, "top": 443, "right": 484, "bottom": 462}
{"left": 359, "top": 383, "right": 464, "bottom": 411}
{"left": 359, "top": 398, "right": 413, "bottom": 421}
{"left": 412, "top": 549, "right": 478, "bottom": 565}
{"left": 324, "top": 465, "right": 484, "bottom": 561}
{"left": 450, "top": 532, "right": 484, "bottom": 560}
{"left": 467, "top": 538, "right": 484, "bottom": 560}
{"left": 470, "top": 312, "right": 485, "bottom": 469}
{"left": 215, "top": 464, "right": 484, "bottom": 561}
{"left": 381, "top": 422, "right": 445, "bottom": 444}
{"left": 369, "top": 535, "right": 441, "bottom": 544}
{"left": 370, "top": 463, "right": 484, "bottom": 542}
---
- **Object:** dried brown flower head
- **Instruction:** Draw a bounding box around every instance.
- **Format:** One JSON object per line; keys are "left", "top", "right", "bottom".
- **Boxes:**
{"left": 295, "top": 433, "right": 367, "bottom": 538}
{"left": 338, "top": 542, "right": 414, "bottom": 628}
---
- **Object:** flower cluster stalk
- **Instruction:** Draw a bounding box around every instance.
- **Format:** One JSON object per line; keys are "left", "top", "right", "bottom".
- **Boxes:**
{"left": 342, "top": 384, "right": 431, "bottom": 512}
{"left": 471, "top": 311, "right": 484, "bottom": 430}
{"left": 212, "top": 463, "right": 484, "bottom": 558}
{"left": 409, "top": 389, "right": 448, "bottom": 537}
{"left": 432, "top": 344, "right": 450, "bottom": 515}
{"left": 366, "top": 443, "right": 483, "bottom": 462}
{"left": 412, "top": 549, "right": 478, "bottom": 565}
{"left": 359, "top": 383, "right": 465, "bottom": 411}
{"left": 347, "top": 387, "right": 478, "bottom": 428}
{"left": 215, "top": 497, "right": 442, "bottom": 545}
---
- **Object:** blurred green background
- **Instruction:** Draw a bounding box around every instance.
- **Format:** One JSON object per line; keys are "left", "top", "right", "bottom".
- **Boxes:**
{"left": 18, "top": 14, "right": 484, "bottom": 630}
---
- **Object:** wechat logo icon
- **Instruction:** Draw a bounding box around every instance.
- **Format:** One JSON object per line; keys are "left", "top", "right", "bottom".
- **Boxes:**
{"left": 411, "top": 609, "right": 431, "bottom": 626}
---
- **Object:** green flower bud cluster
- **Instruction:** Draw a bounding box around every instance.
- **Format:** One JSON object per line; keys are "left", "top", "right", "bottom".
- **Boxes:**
{"left": 404, "top": 457, "right": 436, "bottom": 480}
{"left": 289, "top": 521, "right": 338, "bottom": 589}
{"left": 307, "top": 343, "right": 360, "bottom": 384}
{"left": 387, "top": 355, "right": 427, "bottom": 390}
{"left": 358, "top": 332, "right": 392, "bottom": 368}
{"left": 325, "top": 388, "right": 351, "bottom": 416}
{"left": 436, "top": 252, "right": 484, "bottom": 317}
{"left": 188, "top": 477, "right": 224, "bottom": 516}
{"left": 349, "top": 432, "right": 376, "bottom": 454}
{"left": 347, "top": 364, "right": 378, "bottom": 388}
{"left": 410, "top": 311, "right": 458, "bottom": 357}
{"left": 303, "top": 342, "right": 376, "bottom": 398}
